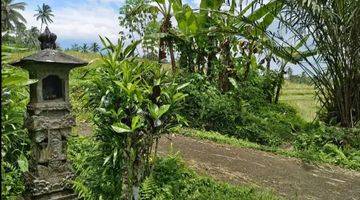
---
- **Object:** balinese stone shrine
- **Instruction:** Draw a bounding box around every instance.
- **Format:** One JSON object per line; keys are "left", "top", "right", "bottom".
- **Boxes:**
{"left": 12, "top": 27, "right": 88, "bottom": 200}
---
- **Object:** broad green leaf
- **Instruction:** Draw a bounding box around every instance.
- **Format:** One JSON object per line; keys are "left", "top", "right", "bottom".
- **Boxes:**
{"left": 149, "top": 104, "right": 159, "bottom": 119}
{"left": 148, "top": 104, "right": 170, "bottom": 119}
{"left": 200, "top": 0, "right": 223, "bottom": 10}
{"left": 124, "top": 40, "right": 141, "bottom": 58}
{"left": 112, "top": 123, "right": 132, "bottom": 133}
{"left": 157, "top": 104, "right": 170, "bottom": 118}
{"left": 172, "top": 0, "right": 183, "bottom": 14}
{"left": 248, "top": 0, "right": 283, "bottom": 22}
{"left": 131, "top": 115, "right": 143, "bottom": 130}
{"left": 172, "top": 92, "right": 187, "bottom": 102}
{"left": 17, "top": 154, "right": 28, "bottom": 172}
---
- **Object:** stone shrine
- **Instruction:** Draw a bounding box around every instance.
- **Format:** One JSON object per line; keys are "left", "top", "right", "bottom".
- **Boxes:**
{"left": 12, "top": 27, "right": 88, "bottom": 200}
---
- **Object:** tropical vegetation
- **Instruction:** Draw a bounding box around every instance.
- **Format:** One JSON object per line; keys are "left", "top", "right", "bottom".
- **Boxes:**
{"left": 1, "top": 0, "right": 360, "bottom": 199}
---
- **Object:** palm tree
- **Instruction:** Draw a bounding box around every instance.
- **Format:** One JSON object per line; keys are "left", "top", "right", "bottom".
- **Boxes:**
{"left": 90, "top": 42, "right": 100, "bottom": 53}
{"left": 124, "top": 0, "right": 177, "bottom": 71}
{"left": 34, "top": 3, "right": 54, "bottom": 32}
{"left": 282, "top": 0, "right": 360, "bottom": 127}
{"left": 1, "top": 0, "right": 27, "bottom": 31}
{"left": 80, "top": 43, "right": 89, "bottom": 53}
{"left": 71, "top": 43, "right": 80, "bottom": 51}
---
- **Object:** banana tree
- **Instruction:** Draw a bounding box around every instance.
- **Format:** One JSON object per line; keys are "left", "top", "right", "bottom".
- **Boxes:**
{"left": 127, "top": 0, "right": 177, "bottom": 71}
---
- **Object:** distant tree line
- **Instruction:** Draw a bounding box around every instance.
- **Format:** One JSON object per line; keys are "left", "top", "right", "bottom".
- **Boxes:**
{"left": 285, "top": 69, "right": 312, "bottom": 85}
{"left": 65, "top": 42, "right": 100, "bottom": 53}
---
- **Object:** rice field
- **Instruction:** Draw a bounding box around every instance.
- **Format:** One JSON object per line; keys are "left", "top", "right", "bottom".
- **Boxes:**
{"left": 279, "top": 81, "right": 318, "bottom": 122}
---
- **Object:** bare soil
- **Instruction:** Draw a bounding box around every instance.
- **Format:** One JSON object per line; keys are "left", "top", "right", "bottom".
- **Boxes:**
{"left": 157, "top": 134, "right": 360, "bottom": 200}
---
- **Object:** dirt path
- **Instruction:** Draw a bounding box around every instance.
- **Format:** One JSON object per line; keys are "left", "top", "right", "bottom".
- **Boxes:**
{"left": 157, "top": 134, "right": 360, "bottom": 200}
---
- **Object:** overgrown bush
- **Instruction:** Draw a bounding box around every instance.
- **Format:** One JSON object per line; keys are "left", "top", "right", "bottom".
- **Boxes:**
{"left": 294, "top": 123, "right": 360, "bottom": 169}
{"left": 1, "top": 45, "right": 33, "bottom": 199}
{"left": 179, "top": 72, "right": 305, "bottom": 146}
{"left": 71, "top": 39, "right": 187, "bottom": 199}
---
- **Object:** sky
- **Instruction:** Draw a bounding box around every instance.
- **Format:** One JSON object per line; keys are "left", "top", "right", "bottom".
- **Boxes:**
{"left": 21, "top": 0, "right": 201, "bottom": 49}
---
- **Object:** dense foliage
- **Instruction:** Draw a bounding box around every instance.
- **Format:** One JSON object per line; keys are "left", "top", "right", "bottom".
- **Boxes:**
{"left": 71, "top": 38, "right": 187, "bottom": 199}
{"left": 179, "top": 72, "right": 305, "bottom": 146}
{"left": 2, "top": 0, "right": 360, "bottom": 199}
{"left": 1, "top": 45, "right": 34, "bottom": 199}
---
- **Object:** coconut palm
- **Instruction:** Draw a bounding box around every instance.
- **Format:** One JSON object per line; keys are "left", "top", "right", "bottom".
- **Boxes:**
{"left": 90, "top": 42, "right": 100, "bottom": 52}
{"left": 1, "top": 0, "right": 27, "bottom": 31}
{"left": 80, "top": 43, "right": 89, "bottom": 53}
{"left": 34, "top": 3, "right": 54, "bottom": 32}
{"left": 71, "top": 43, "right": 80, "bottom": 51}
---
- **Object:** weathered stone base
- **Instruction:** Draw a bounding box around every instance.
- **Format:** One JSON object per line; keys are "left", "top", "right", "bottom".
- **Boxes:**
{"left": 24, "top": 172, "right": 77, "bottom": 200}
{"left": 24, "top": 101, "right": 78, "bottom": 200}
{"left": 24, "top": 189, "right": 77, "bottom": 200}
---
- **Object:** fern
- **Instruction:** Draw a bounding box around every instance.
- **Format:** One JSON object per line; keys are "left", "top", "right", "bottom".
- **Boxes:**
{"left": 140, "top": 175, "right": 157, "bottom": 200}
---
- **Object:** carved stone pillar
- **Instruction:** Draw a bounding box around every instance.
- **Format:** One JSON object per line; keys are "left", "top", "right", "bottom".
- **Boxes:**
{"left": 11, "top": 27, "right": 88, "bottom": 200}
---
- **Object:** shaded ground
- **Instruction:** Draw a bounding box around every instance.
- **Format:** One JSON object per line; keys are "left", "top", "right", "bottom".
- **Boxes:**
{"left": 158, "top": 134, "right": 360, "bottom": 200}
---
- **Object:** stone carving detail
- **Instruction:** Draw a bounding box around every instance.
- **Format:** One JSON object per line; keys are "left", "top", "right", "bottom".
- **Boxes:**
{"left": 25, "top": 105, "right": 76, "bottom": 199}
{"left": 38, "top": 27, "right": 57, "bottom": 50}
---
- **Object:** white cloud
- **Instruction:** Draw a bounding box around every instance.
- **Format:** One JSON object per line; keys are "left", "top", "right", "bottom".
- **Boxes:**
{"left": 87, "top": 0, "right": 125, "bottom": 6}
{"left": 22, "top": 1, "right": 125, "bottom": 44}
{"left": 97, "top": 0, "right": 125, "bottom": 4}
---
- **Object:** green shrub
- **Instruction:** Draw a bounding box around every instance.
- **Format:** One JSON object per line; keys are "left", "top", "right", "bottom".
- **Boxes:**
{"left": 71, "top": 39, "right": 187, "bottom": 199}
{"left": 140, "top": 155, "right": 279, "bottom": 200}
{"left": 294, "top": 123, "right": 360, "bottom": 169}
{"left": 1, "top": 45, "right": 33, "bottom": 199}
{"left": 179, "top": 73, "right": 305, "bottom": 147}
{"left": 68, "top": 136, "right": 117, "bottom": 199}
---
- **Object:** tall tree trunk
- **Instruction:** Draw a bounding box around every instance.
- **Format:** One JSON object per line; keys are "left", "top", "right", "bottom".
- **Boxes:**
{"left": 158, "top": 14, "right": 173, "bottom": 70}
{"left": 168, "top": 40, "right": 176, "bottom": 72}
{"left": 274, "top": 62, "right": 287, "bottom": 104}
{"left": 207, "top": 52, "right": 216, "bottom": 78}
{"left": 219, "top": 39, "right": 235, "bottom": 92}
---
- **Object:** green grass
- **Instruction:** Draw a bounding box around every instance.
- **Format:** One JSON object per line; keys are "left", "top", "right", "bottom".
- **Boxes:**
{"left": 175, "top": 128, "right": 298, "bottom": 157}
{"left": 280, "top": 81, "right": 318, "bottom": 122}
